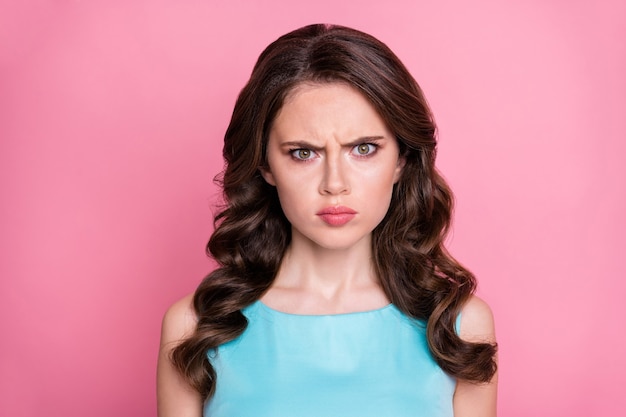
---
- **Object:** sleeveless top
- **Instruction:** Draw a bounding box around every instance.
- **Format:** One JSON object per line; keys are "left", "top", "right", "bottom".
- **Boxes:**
{"left": 204, "top": 301, "right": 456, "bottom": 417}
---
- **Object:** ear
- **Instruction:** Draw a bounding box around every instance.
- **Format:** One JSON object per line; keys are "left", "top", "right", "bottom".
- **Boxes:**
{"left": 259, "top": 165, "right": 276, "bottom": 186}
{"left": 393, "top": 155, "right": 406, "bottom": 183}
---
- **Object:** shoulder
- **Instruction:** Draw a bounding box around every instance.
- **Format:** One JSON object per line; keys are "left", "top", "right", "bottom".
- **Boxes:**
{"left": 458, "top": 295, "right": 496, "bottom": 343}
{"left": 157, "top": 293, "right": 203, "bottom": 417}
{"left": 160, "top": 293, "right": 198, "bottom": 347}
{"left": 453, "top": 296, "right": 498, "bottom": 416}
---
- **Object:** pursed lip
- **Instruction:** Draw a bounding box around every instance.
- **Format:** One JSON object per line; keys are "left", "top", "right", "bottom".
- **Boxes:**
{"left": 316, "top": 206, "right": 357, "bottom": 215}
{"left": 316, "top": 206, "right": 357, "bottom": 226}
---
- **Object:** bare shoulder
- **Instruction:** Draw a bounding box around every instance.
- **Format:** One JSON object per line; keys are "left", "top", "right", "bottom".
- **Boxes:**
{"left": 157, "top": 293, "right": 202, "bottom": 417}
{"left": 161, "top": 293, "right": 198, "bottom": 347}
{"left": 454, "top": 295, "right": 498, "bottom": 417}
{"left": 458, "top": 295, "right": 496, "bottom": 343}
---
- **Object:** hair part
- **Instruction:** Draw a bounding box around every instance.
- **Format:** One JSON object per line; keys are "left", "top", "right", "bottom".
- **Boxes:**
{"left": 171, "top": 23, "right": 497, "bottom": 399}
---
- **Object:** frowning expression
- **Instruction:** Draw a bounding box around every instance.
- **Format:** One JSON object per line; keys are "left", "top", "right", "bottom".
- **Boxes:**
{"left": 261, "top": 82, "right": 404, "bottom": 251}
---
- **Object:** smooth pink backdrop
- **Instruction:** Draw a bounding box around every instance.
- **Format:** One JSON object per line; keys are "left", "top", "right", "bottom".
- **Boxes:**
{"left": 1, "top": 1, "right": 625, "bottom": 416}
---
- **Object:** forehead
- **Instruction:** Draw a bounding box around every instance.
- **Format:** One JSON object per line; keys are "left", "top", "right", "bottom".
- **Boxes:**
{"left": 270, "top": 82, "right": 390, "bottom": 140}
{"left": 281, "top": 81, "right": 367, "bottom": 109}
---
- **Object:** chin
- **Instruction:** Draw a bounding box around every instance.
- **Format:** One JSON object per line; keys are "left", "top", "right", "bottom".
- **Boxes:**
{"left": 309, "top": 235, "right": 372, "bottom": 252}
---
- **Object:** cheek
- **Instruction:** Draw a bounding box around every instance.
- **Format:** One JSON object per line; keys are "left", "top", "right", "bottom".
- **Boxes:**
{"left": 371, "top": 168, "right": 400, "bottom": 212}
{"left": 363, "top": 163, "right": 401, "bottom": 191}
{"left": 273, "top": 182, "right": 306, "bottom": 219}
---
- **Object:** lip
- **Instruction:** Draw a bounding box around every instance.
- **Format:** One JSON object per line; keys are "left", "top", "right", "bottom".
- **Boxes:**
{"left": 316, "top": 206, "right": 357, "bottom": 226}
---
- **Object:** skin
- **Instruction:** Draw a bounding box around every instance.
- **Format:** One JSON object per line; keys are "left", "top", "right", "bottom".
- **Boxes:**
{"left": 259, "top": 82, "right": 404, "bottom": 314}
{"left": 157, "top": 82, "right": 497, "bottom": 416}
{"left": 157, "top": 294, "right": 201, "bottom": 417}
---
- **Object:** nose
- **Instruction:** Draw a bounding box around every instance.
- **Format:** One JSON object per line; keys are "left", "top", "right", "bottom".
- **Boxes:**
{"left": 319, "top": 155, "right": 350, "bottom": 195}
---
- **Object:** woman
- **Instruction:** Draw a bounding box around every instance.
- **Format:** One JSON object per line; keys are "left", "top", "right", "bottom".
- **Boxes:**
{"left": 157, "top": 24, "right": 498, "bottom": 417}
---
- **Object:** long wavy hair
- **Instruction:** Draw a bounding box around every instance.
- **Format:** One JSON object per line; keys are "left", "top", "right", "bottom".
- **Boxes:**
{"left": 172, "top": 23, "right": 497, "bottom": 400}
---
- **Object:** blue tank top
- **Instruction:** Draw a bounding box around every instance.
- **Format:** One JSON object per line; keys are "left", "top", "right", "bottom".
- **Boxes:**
{"left": 204, "top": 301, "right": 456, "bottom": 417}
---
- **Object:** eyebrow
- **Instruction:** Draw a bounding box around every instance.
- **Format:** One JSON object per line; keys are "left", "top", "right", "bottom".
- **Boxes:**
{"left": 279, "top": 136, "right": 387, "bottom": 150}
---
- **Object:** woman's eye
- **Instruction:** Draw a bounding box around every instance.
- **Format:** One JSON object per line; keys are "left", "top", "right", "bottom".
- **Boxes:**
{"left": 291, "top": 149, "right": 315, "bottom": 160}
{"left": 353, "top": 143, "right": 377, "bottom": 156}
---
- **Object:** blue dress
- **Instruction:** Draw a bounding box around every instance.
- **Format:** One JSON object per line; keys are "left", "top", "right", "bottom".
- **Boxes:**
{"left": 204, "top": 300, "right": 456, "bottom": 417}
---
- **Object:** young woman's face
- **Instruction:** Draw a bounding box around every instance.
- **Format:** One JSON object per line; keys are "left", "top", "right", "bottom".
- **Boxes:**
{"left": 261, "top": 82, "right": 404, "bottom": 251}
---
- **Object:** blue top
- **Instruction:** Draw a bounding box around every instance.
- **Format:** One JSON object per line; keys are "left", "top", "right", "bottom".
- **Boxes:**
{"left": 204, "top": 301, "right": 456, "bottom": 417}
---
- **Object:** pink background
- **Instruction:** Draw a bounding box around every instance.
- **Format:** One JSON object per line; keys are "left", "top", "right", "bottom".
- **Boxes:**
{"left": 1, "top": 1, "right": 625, "bottom": 416}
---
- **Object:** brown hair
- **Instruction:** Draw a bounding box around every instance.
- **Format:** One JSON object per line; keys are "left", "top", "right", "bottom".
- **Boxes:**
{"left": 171, "top": 23, "right": 497, "bottom": 399}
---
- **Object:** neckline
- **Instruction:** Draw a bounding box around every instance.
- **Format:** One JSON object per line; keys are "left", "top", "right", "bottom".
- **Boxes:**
{"left": 253, "top": 299, "right": 396, "bottom": 318}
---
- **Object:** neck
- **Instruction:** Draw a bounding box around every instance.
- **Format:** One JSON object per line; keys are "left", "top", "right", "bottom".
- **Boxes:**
{"left": 264, "top": 229, "right": 389, "bottom": 314}
{"left": 283, "top": 242, "right": 374, "bottom": 291}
